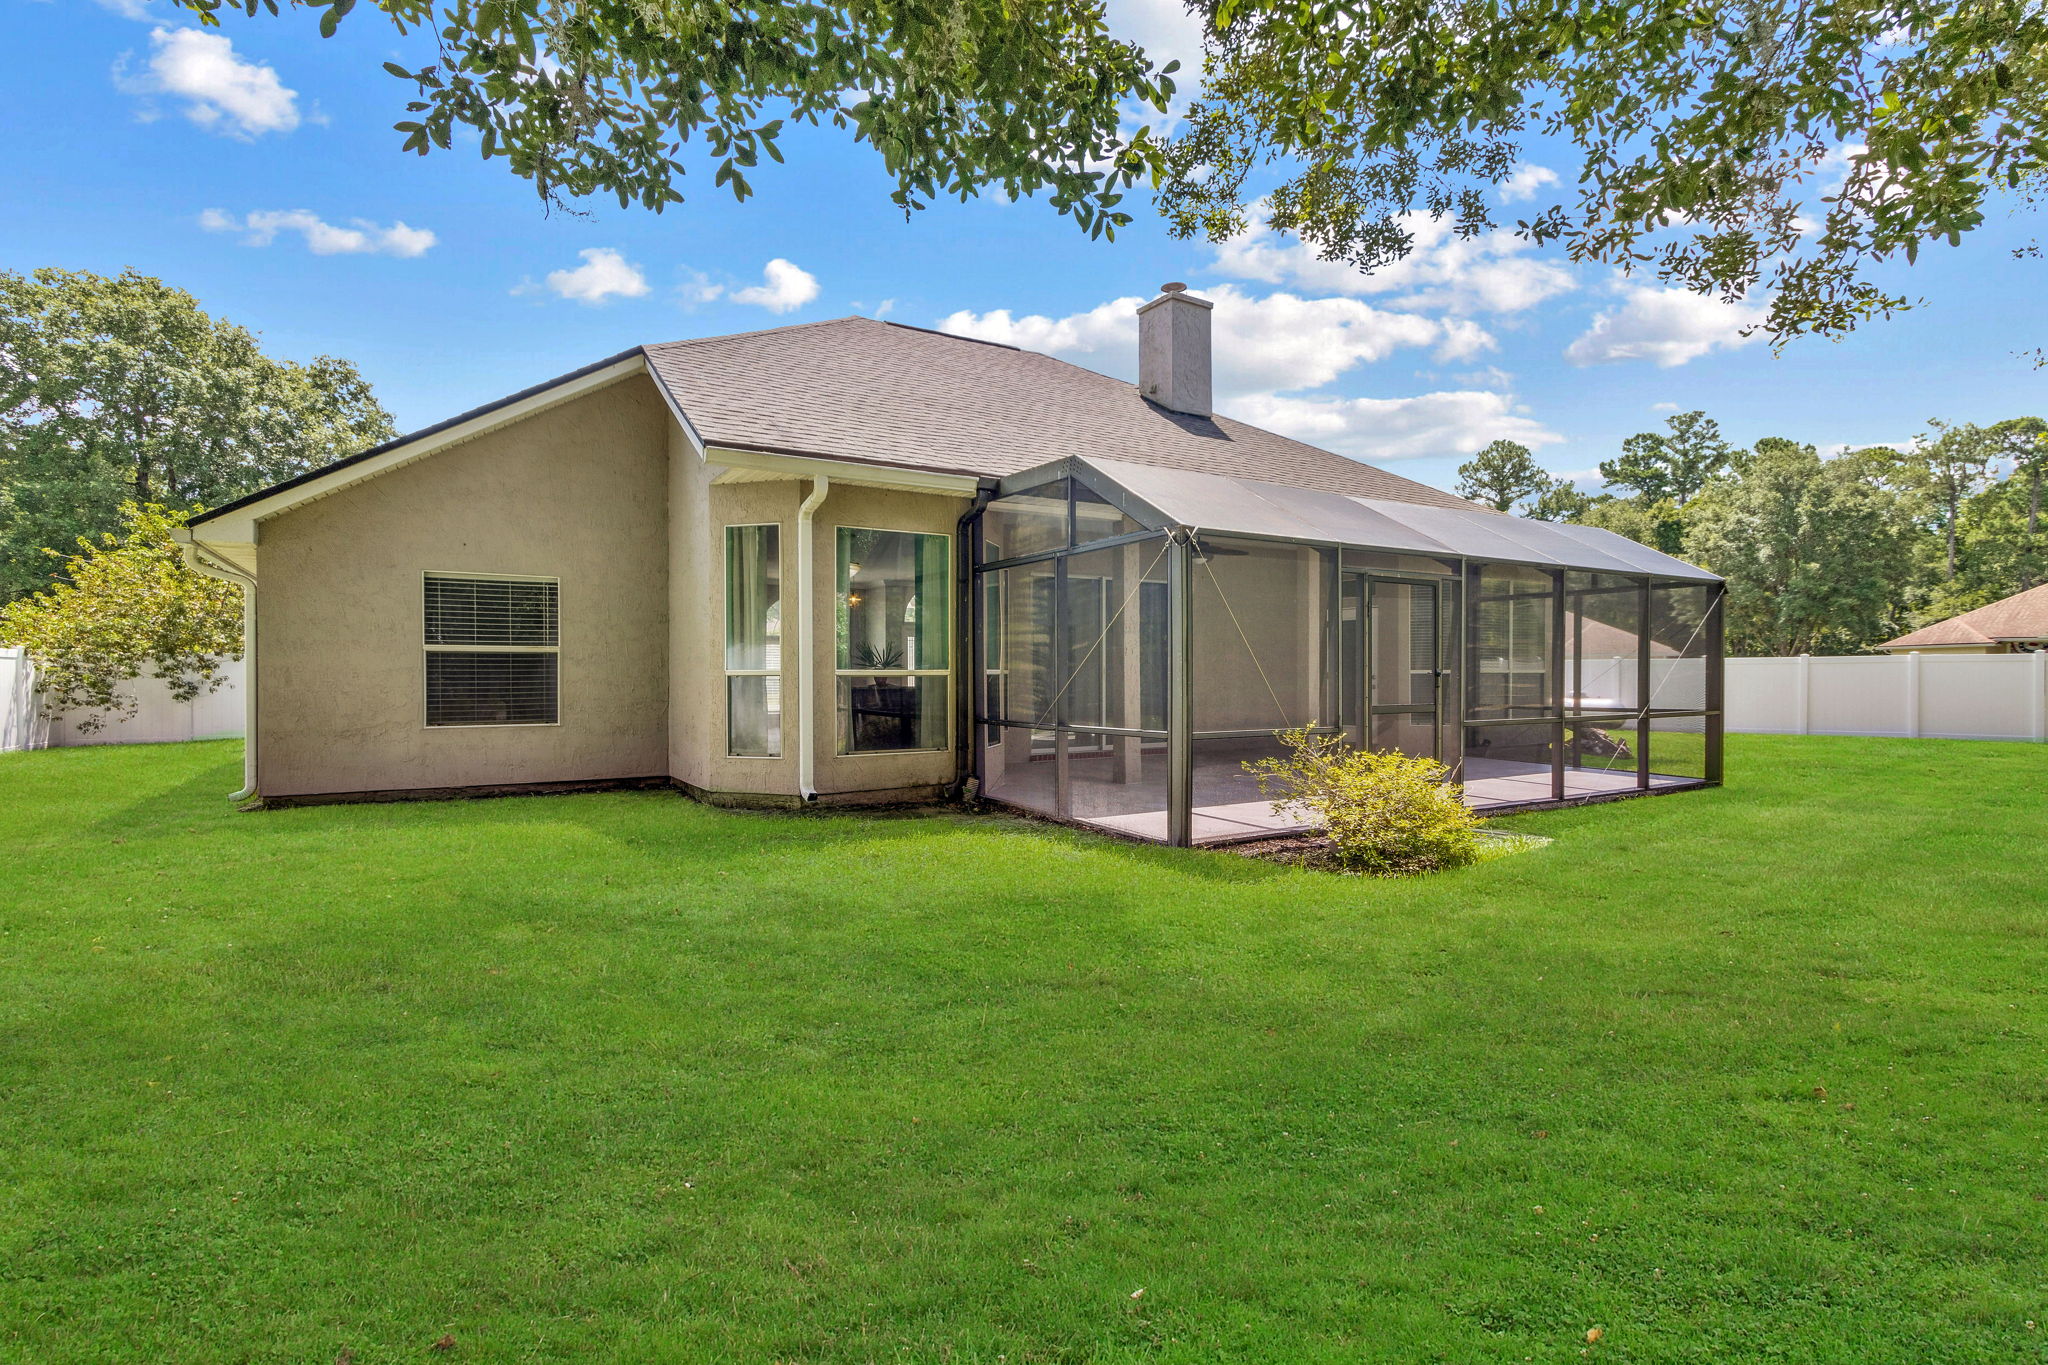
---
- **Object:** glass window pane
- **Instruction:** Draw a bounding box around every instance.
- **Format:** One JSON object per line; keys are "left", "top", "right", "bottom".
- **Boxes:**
{"left": 426, "top": 651, "right": 558, "bottom": 727}
{"left": 724, "top": 525, "right": 781, "bottom": 671}
{"left": 838, "top": 675, "right": 949, "bottom": 753}
{"left": 1072, "top": 476, "right": 1143, "bottom": 546}
{"left": 425, "top": 575, "right": 557, "bottom": 647}
{"left": 727, "top": 675, "right": 782, "bottom": 757}
{"left": 983, "top": 479, "right": 1068, "bottom": 561}
{"left": 838, "top": 528, "right": 949, "bottom": 672}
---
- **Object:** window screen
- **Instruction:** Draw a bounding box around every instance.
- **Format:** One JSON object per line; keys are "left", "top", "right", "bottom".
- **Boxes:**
{"left": 424, "top": 574, "right": 559, "bottom": 726}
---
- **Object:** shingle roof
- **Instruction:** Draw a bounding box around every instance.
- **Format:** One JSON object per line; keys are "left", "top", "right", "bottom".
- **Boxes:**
{"left": 644, "top": 316, "right": 1474, "bottom": 509}
{"left": 1880, "top": 582, "right": 2048, "bottom": 649}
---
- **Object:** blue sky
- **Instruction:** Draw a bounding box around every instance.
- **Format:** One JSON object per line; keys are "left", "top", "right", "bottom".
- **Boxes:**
{"left": 8, "top": 0, "right": 2047, "bottom": 496}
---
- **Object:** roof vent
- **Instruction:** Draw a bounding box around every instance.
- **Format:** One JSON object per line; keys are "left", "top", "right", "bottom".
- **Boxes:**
{"left": 1138, "top": 282, "right": 1213, "bottom": 418}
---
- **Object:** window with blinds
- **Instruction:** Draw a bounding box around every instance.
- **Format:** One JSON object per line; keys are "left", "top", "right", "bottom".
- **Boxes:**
{"left": 424, "top": 574, "right": 559, "bottom": 726}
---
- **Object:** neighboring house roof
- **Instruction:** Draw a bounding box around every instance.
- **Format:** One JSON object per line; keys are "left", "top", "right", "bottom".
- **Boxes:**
{"left": 1878, "top": 582, "right": 2048, "bottom": 650}
{"left": 642, "top": 317, "right": 1474, "bottom": 507}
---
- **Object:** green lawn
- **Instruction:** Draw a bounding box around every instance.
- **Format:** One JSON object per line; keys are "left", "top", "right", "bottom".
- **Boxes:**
{"left": 1, "top": 737, "right": 2043, "bottom": 1363}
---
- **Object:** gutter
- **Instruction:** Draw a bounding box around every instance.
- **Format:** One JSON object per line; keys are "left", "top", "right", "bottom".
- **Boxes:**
{"left": 795, "top": 474, "right": 830, "bottom": 802}
{"left": 954, "top": 483, "right": 996, "bottom": 795}
{"left": 172, "top": 530, "right": 259, "bottom": 802}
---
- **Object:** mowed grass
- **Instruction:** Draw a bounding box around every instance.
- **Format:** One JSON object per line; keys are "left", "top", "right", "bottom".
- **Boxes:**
{"left": 1, "top": 737, "right": 2043, "bottom": 1364}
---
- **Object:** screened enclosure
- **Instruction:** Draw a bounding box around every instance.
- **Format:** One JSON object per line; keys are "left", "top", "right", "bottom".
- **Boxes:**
{"left": 971, "top": 456, "right": 1724, "bottom": 846}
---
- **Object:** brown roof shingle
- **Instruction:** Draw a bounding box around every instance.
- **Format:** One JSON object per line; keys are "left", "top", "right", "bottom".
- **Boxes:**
{"left": 1881, "top": 582, "right": 2048, "bottom": 649}
{"left": 644, "top": 316, "right": 1474, "bottom": 509}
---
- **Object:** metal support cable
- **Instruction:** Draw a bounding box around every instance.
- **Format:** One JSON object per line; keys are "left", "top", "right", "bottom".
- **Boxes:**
{"left": 1198, "top": 547, "right": 1293, "bottom": 730}
{"left": 1028, "top": 540, "right": 1171, "bottom": 730}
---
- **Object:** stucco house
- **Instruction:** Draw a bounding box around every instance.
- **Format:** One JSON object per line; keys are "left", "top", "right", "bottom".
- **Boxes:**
{"left": 176, "top": 285, "right": 1726, "bottom": 846}
{"left": 1876, "top": 583, "right": 2048, "bottom": 654}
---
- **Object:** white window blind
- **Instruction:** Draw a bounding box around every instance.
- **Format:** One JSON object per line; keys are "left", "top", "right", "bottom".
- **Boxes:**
{"left": 424, "top": 574, "right": 559, "bottom": 726}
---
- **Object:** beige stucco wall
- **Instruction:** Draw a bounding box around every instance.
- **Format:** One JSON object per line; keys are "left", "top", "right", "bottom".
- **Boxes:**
{"left": 253, "top": 373, "right": 972, "bottom": 804}
{"left": 667, "top": 470, "right": 971, "bottom": 800}
{"left": 255, "top": 375, "right": 671, "bottom": 797}
{"left": 809, "top": 482, "right": 970, "bottom": 797}
{"left": 1192, "top": 539, "right": 1326, "bottom": 731}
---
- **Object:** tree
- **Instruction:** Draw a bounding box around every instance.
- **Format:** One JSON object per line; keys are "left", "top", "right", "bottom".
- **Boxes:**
{"left": 1987, "top": 416, "right": 2048, "bottom": 585}
{"left": 1683, "top": 443, "right": 1916, "bottom": 655}
{"left": 1576, "top": 495, "right": 1687, "bottom": 557}
{"left": 1455, "top": 439, "right": 1550, "bottom": 511}
{"left": 172, "top": 0, "right": 1175, "bottom": 238}
{"left": 1599, "top": 412, "right": 1736, "bottom": 507}
{"left": 0, "top": 504, "right": 242, "bottom": 733}
{"left": 1159, "top": 0, "right": 2048, "bottom": 345}
{"left": 1746, "top": 437, "right": 1817, "bottom": 476}
{"left": 0, "top": 267, "right": 393, "bottom": 600}
{"left": 1938, "top": 464, "right": 2048, "bottom": 603}
{"left": 1905, "top": 420, "right": 1997, "bottom": 580}
{"left": 1526, "top": 477, "right": 1594, "bottom": 523}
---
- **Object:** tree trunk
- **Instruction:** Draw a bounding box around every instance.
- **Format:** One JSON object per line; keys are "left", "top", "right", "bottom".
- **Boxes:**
{"left": 1944, "top": 491, "right": 1959, "bottom": 580}
{"left": 2028, "top": 468, "right": 2042, "bottom": 590}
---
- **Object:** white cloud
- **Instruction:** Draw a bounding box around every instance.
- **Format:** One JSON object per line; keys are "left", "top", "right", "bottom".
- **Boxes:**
{"left": 940, "top": 283, "right": 1481, "bottom": 400}
{"left": 1434, "top": 318, "right": 1496, "bottom": 363}
{"left": 719, "top": 258, "right": 819, "bottom": 313}
{"left": 1498, "top": 163, "right": 1561, "bottom": 204}
{"left": 201, "top": 208, "right": 436, "bottom": 258}
{"left": 95, "top": 0, "right": 156, "bottom": 17}
{"left": 1211, "top": 210, "right": 1575, "bottom": 316}
{"left": 1564, "top": 284, "right": 1768, "bottom": 368}
{"left": 1103, "top": 0, "right": 1207, "bottom": 83}
{"left": 1651, "top": 401, "right": 1680, "bottom": 412}
{"left": 1231, "top": 390, "right": 1562, "bottom": 462}
{"left": 545, "top": 248, "right": 649, "bottom": 304}
{"left": 117, "top": 27, "right": 299, "bottom": 138}
{"left": 940, "top": 283, "right": 1556, "bottom": 462}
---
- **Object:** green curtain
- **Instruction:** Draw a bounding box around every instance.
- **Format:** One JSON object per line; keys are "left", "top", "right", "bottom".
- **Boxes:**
{"left": 912, "top": 531, "right": 951, "bottom": 670}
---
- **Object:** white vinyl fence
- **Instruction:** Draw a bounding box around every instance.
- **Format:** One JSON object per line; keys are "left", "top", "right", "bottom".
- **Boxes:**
{"left": 1726, "top": 651, "right": 2048, "bottom": 742}
{"left": 4, "top": 647, "right": 2043, "bottom": 752}
{"left": 0, "top": 647, "right": 244, "bottom": 753}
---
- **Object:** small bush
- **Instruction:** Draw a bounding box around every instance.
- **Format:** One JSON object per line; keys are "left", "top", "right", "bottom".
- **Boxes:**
{"left": 1244, "top": 728, "right": 1482, "bottom": 876}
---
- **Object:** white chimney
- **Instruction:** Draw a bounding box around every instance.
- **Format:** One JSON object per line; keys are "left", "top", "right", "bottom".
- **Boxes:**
{"left": 1138, "top": 282, "right": 1213, "bottom": 418}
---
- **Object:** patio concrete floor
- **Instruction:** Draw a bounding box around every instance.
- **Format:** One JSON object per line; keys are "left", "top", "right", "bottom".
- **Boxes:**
{"left": 984, "top": 742, "right": 1702, "bottom": 844}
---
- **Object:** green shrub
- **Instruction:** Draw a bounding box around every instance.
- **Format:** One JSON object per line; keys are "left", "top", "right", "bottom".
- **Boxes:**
{"left": 1244, "top": 728, "right": 1482, "bottom": 876}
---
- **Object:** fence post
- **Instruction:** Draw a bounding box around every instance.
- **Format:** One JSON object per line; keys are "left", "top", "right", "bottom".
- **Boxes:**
{"left": 1795, "top": 654, "right": 1811, "bottom": 735}
{"left": 1905, "top": 651, "right": 1922, "bottom": 739}
{"left": 2033, "top": 648, "right": 2046, "bottom": 743}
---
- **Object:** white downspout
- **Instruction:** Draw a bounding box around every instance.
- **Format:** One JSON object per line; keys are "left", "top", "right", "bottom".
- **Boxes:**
{"left": 795, "top": 474, "right": 830, "bottom": 802}
{"left": 177, "top": 535, "right": 259, "bottom": 801}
